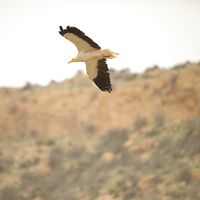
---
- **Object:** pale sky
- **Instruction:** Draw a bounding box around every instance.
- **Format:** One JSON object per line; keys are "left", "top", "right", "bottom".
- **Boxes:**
{"left": 0, "top": 0, "right": 200, "bottom": 87}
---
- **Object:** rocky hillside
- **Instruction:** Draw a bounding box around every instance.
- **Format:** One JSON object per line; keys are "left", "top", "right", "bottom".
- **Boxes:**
{"left": 0, "top": 62, "right": 200, "bottom": 200}
{"left": 0, "top": 62, "right": 200, "bottom": 138}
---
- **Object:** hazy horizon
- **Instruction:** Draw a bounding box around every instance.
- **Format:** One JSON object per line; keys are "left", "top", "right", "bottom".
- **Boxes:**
{"left": 0, "top": 0, "right": 200, "bottom": 87}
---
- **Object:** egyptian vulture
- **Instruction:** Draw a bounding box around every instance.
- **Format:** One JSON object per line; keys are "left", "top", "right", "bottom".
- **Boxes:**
{"left": 59, "top": 26, "right": 118, "bottom": 93}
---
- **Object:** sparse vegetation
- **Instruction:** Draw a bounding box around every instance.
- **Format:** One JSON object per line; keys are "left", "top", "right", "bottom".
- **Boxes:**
{"left": 144, "top": 65, "right": 160, "bottom": 73}
{"left": 85, "top": 123, "right": 96, "bottom": 134}
{"left": 133, "top": 116, "right": 148, "bottom": 131}
{"left": 0, "top": 119, "right": 200, "bottom": 200}
{"left": 22, "top": 82, "right": 32, "bottom": 90}
{"left": 110, "top": 68, "right": 134, "bottom": 81}
{"left": 0, "top": 157, "right": 14, "bottom": 173}
{"left": 0, "top": 62, "right": 200, "bottom": 199}
{"left": 48, "top": 146, "right": 65, "bottom": 169}
{"left": 0, "top": 186, "right": 24, "bottom": 200}
{"left": 173, "top": 62, "right": 187, "bottom": 70}
{"left": 169, "top": 74, "right": 178, "bottom": 88}
{"left": 8, "top": 105, "right": 18, "bottom": 114}
{"left": 98, "top": 129, "right": 129, "bottom": 154}
{"left": 145, "top": 128, "right": 161, "bottom": 137}
{"left": 153, "top": 111, "right": 165, "bottom": 127}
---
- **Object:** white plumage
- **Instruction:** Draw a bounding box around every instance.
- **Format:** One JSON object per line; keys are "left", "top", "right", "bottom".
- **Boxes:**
{"left": 59, "top": 26, "right": 118, "bottom": 92}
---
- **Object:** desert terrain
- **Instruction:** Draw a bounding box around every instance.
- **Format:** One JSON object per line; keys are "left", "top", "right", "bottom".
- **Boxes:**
{"left": 0, "top": 62, "right": 200, "bottom": 200}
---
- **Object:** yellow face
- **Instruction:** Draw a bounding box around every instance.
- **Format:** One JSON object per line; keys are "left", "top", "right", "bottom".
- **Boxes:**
{"left": 68, "top": 58, "right": 77, "bottom": 63}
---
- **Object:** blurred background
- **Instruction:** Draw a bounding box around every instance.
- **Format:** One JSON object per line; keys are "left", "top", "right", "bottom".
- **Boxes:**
{"left": 0, "top": 0, "right": 200, "bottom": 200}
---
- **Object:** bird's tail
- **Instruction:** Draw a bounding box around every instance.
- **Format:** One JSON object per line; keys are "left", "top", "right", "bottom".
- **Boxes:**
{"left": 111, "top": 51, "right": 119, "bottom": 58}
{"left": 102, "top": 49, "right": 119, "bottom": 59}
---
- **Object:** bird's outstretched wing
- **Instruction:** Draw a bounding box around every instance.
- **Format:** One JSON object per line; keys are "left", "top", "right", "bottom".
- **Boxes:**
{"left": 59, "top": 26, "right": 101, "bottom": 52}
{"left": 86, "top": 59, "right": 112, "bottom": 93}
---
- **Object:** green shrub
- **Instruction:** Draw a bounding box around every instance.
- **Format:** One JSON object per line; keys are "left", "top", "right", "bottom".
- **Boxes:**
{"left": 153, "top": 111, "right": 165, "bottom": 127}
{"left": 0, "top": 186, "right": 24, "bottom": 200}
{"left": 133, "top": 116, "right": 148, "bottom": 131}
{"left": 48, "top": 146, "right": 65, "bottom": 169}
{"left": 98, "top": 129, "right": 129, "bottom": 154}
{"left": 0, "top": 157, "right": 14, "bottom": 173}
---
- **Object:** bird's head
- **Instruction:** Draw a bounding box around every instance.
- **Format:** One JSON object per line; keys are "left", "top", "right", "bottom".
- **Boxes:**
{"left": 68, "top": 58, "right": 77, "bottom": 63}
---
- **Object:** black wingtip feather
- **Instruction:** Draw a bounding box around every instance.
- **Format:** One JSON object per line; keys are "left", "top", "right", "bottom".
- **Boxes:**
{"left": 93, "top": 59, "right": 112, "bottom": 93}
{"left": 93, "top": 77, "right": 112, "bottom": 93}
{"left": 59, "top": 26, "right": 67, "bottom": 36}
{"left": 58, "top": 25, "right": 101, "bottom": 49}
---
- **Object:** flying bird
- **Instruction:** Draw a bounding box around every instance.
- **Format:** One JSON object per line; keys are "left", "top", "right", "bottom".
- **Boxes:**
{"left": 59, "top": 26, "right": 119, "bottom": 92}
